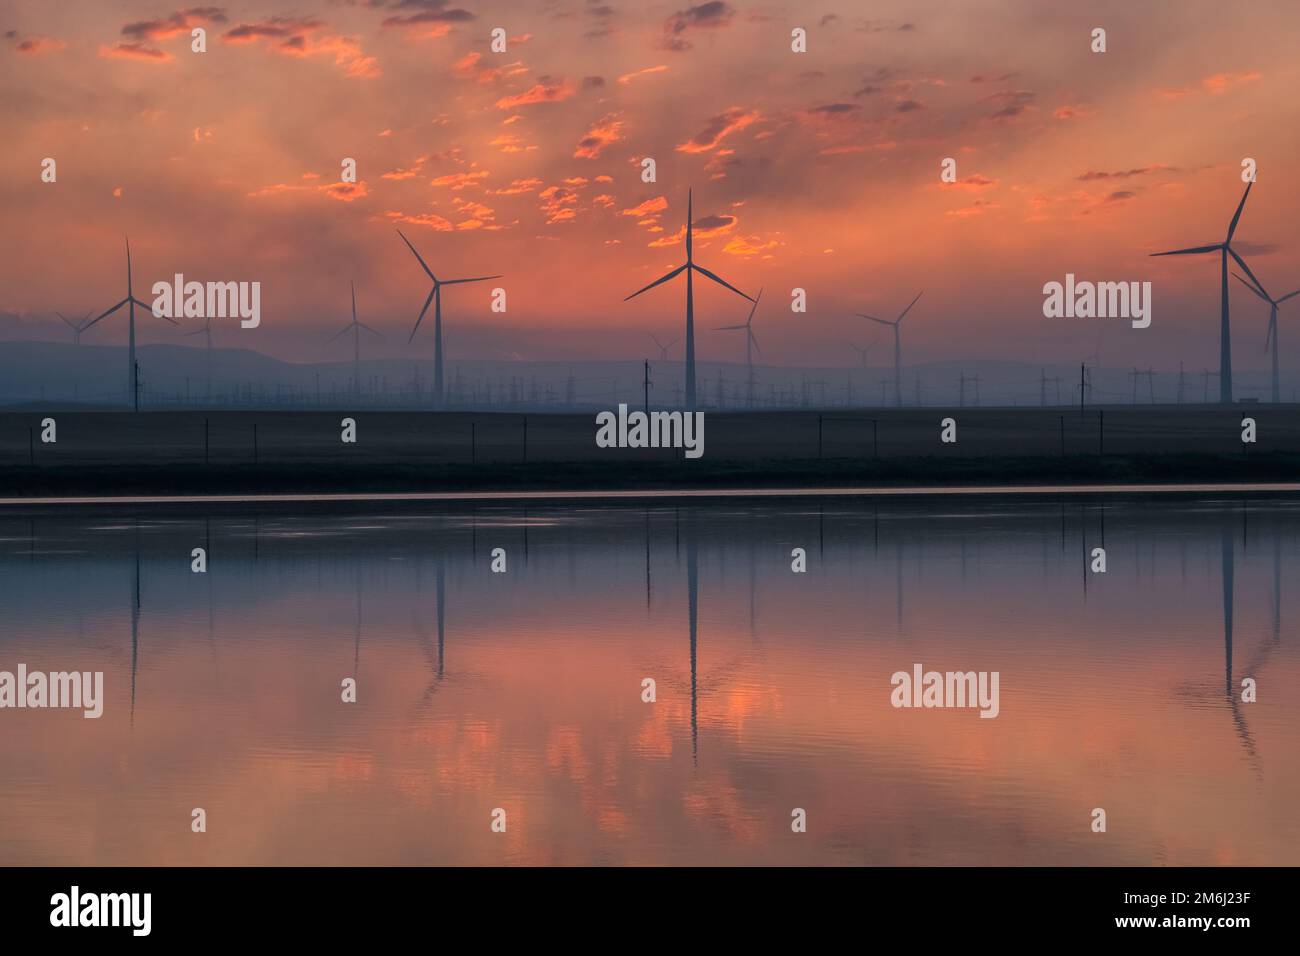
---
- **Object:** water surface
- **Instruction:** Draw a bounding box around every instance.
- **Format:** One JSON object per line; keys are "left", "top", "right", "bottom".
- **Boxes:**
{"left": 1, "top": 495, "right": 1297, "bottom": 865}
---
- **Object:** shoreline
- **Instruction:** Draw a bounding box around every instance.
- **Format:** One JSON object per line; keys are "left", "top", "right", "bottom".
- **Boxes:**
{"left": 5, "top": 480, "right": 1300, "bottom": 507}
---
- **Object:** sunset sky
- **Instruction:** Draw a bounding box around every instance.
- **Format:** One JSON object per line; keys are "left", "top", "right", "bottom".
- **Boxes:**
{"left": 2, "top": 0, "right": 1298, "bottom": 369}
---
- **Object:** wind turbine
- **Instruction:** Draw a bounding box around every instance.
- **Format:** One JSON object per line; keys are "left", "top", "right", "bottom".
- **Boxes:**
{"left": 83, "top": 237, "right": 177, "bottom": 410}
{"left": 1150, "top": 181, "right": 1265, "bottom": 403}
{"left": 649, "top": 333, "right": 679, "bottom": 361}
{"left": 397, "top": 229, "right": 501, "bottom": 408}
{"left": 328, "top": 281, "right": 382, "bottom": 402}
{"left": 714, "top": 287, "right": 763, "bottom": 407}
{"left": 848, "top": 338, "right": 877, "bottom": 368}
{"left": 624, "top": 190, "right": 754, "bottom": 410}
{"left": 56, "top": 311, "right": 92, "bottom": 345}
{"left": 185, "top": 315, "right": 215, "bottom": 402}
{"left": 856, "top": 291, "right": 923, "bottom": 407}
{"left": 1233, "top": 271, "right": 1300, "bottom": 403}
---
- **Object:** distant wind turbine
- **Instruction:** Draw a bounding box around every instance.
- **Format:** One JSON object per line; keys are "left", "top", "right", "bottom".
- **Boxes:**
{"left": 715, "top": 286, "right": 763, "bottom": 407}
{"left": 186, "top": 315, "right": 215, "bottom": 402}
{"left": 856, "top": 291, "right": 923, "bottom": 407}
{"left": 328, "top": 281, "right": 382, "bottom": 401}
{"left": 83, "top": 237, "right": 178, "bottom": 411}
{"left": 56, "top": 311, "right": 92, "bottom": 345}
{"left": 649, "top": 333, "right": 679, "bottom": 361}
{"left": 624, "top": 190, "right": 754, "bottom": 410}
{"left": 397, "top": 229, "right": 501, "bottom": 408}
{"left": 1233, "top": 272, "right": 1300, "bottom": 404}
{"left": 848, "top": 338, "right": 878, "bottom": 368}
{"left": 1150, "top": 181, "right": 1265, "bottom": 403}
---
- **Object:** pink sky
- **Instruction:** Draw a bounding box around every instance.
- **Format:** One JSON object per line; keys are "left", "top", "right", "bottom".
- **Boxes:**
{"left": 2, "top": 0, "right": 1298, "bottom": 369}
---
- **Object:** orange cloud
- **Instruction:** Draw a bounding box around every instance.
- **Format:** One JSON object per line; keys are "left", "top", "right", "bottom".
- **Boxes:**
{"left": 99, "top": 43, "right": 174, "bottom": 62}
{"left": 617, "top": 64, "right": 668, "bottom": 85}
{"left": 384, "top": 210, "right": 453, "bottom": 231}
{"left": 429, "top": 170, "right": 489, "bottom": 190}
{"left": 222, "top": 17, "right": 379, "bottom": 78}
{"left": 246, "top": 179, "right": 369, "bottom": 202}
{"left": 723, "top": 234, "right": 779, "bottom": 257}
{"left": 675, "top": 107, "right": 759, "bottom": 153}
{"left": 382, "top": 156, "right": 430, "bottom": 180}
{"left": 492, "top": 178, "right": 542, "bottom": 195}
{"left": 539, "top": 184, "right": 581, "bottom": 224}
{"left": 495, "top": 79, "right": 576, "bottom": 109}
{"left": 574, "top": 115, "right": 624, "bottom": 159}
{"left": 322, "top": 181, "right": 369, "bottom": 202}
{"left": 1202, "top": 70, "right": 1261, "bottom": 93}
{"left": 621, "top": 196, "right": 668, "bottom": 219}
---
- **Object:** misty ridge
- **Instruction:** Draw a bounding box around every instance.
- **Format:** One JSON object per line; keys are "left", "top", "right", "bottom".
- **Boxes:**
{"left": 0, "top": 336, "right": 1290, "bottom": 410}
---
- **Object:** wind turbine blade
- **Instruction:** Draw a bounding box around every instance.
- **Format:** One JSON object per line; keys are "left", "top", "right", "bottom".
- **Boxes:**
{"left": 84, "top": 298, "right": 129, "bottom": 329}
{"left": 57, "top": 312, "right": 75, "bottom": 329}
{"left": 1228, "top": 248, "right": 1266, "bottom": 297}
{"left": 749, "top": 330, "right": 761, "bottom": 354}
{"left": 1231, "top": 271, "right": 1270, "bottom": 302}
{"left": 668, "top": 337, "right": 679, "bottom": 348}
{"left": 397, "top": 230, "right": 436, "bottom": 281}
{"left": 358, "top": 322, "right": 384, "bottom": 338}
{"left": 408, "top": 287, "right": 435, "bottom": 343}
{"left": 745, "top": 286, "right": 763, "bottom": 325}
{"left": 1226, "top": 180, "right": 1252, "bottom": 243}
{"left": 649, "top": 333, "right": 665, "bottom": 349}
{"left": 692, "top": 264, "right": 753, "bottom": 301}
{"left": 896, "top": 291, "right": 924, "bottom": 323}
{"left": 441, "top": 274, "right": 503, "bottom": 285}
{"left": 714, "top": 323, "right": 748, "bottom": 330}
{"left": 855, "top": 314, "right": 892, "bottom": 327}
{"left": 1277, "top": 289, "right": 1300, "bottom": 304}
{"left": 327, "top": 324, "right": 353, "bottom": 343}
{"left": 1150, "top": 243, "right": 1221, "bottom": 257}
{"left": 184, "top": 328, "right": 207, "bottom": 336}
{"left": 136, "top": 296, "right": 176, "bottom": 323}
{"left": 624, "top": 263, "right": 686, "bottom": 301}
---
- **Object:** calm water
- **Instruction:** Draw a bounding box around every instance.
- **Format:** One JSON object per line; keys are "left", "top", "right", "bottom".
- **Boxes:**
{"left": 1, "top": 494, "right": 1297, "bottom": 866}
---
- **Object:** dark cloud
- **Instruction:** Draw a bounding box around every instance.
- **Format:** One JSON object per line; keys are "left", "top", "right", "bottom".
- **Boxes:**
{"left": 662, "top": 1, "right": 734, "bottom": 51}
{"left": 1106, "top": 190, "right": 1136, "bottom": 202}
{"left": 983, "top": 89, "right": 1035, "bottom": 120}
{"left": 582, "top": 75, "right": 605, "bottom": 89}
{"left": 1077, "top": 166, "right": 1174, "bottom": 181}
{"left": 1233, "top": 240, "right": 1281, "bottom": 256}
{"left": 692, "top": 214, "right": 735, "bottom": 230}
{"left": 807, "top": 102, "right": 858, "bottom": 115}
{"left": 895, "top": 99, "right": 923, "bottom": 112}
{"left": 122, "top": 7, "right": 227, "bottom": 42}
{"left": 819, "top": 14, "right": 840, "bottom": 27}
{"left": 379, "top": 0, "right": 476, "bottom": 28}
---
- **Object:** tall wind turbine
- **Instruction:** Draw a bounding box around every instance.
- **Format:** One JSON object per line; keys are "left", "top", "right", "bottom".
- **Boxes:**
{"left": 624, "top": 190, "right": 754, "bottom": 410}
{"left": 83, "top": 237, "right": 177, "bottom": 411}
{"left": 1233, "top": 271, "right": 1300, "bottom": 403}
{"left": 397, "top": 229, "right": 500, "bottom": 408}
{"left": 857, "top": 291, "right": 923, "bottom": 407}
{"left": 649, "top": 333, "right": 679, "bottom": 361}
{"left": 714, "top": 287, "right": 763, "bottom": 407}
{"left": 1150, "top": 181, "right": 1265, "bottom": 403}
{"left": 186, "top": 315, "right": 214, "bottom": 402}
{"left": 56, "top": 311, "right": 92, "bottom": 344}
{"left": 328, "top": 281, "right": 382, "bottom": 401}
